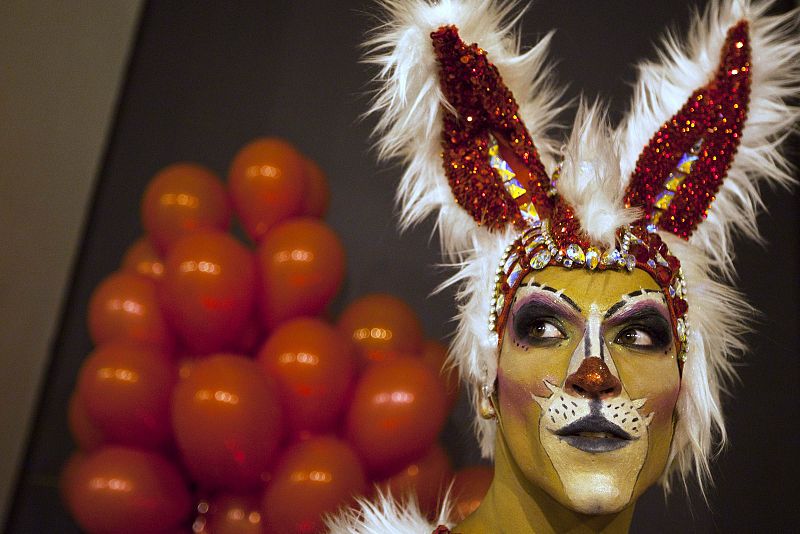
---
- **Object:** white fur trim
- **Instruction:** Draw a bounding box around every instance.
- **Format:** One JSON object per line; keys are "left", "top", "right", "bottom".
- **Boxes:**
{"left": 325, "top": 491, "right": 448, "bottom": 533}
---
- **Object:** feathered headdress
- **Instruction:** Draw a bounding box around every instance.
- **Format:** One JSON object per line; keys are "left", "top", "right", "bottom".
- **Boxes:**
{"left": 365, "top": 0, "right": 799, "bottom": 492}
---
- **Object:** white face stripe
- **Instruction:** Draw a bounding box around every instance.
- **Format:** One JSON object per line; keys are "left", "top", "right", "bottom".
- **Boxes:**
{"left": 565, "top": 304, "right": 621, "bottom": 380}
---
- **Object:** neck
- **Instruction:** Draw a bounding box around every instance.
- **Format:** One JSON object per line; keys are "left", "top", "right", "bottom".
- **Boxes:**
{"left": 455, "top": 435, "right": 635, "bottom": 534}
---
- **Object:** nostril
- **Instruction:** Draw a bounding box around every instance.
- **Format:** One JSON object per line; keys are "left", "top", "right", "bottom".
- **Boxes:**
{"left": 564, "top": 357, "right": 622, "bottom": 400}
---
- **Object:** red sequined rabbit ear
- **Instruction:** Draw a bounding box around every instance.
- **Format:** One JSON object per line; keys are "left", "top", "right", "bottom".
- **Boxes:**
{"left": 432, "top": 25, "right": 558, "bottom": 232}
{"left": 624, "top": 21, "right": 751, "bottom": 239}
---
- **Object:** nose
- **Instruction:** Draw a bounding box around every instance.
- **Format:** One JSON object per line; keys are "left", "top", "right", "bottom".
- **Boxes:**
{"left": 564, "top": 357, "right": 622, "bottom": 400}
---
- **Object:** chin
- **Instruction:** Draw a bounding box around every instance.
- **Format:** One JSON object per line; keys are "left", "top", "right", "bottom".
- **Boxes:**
{"left": 561, "top": 472, "right": 630, "bottom": 515}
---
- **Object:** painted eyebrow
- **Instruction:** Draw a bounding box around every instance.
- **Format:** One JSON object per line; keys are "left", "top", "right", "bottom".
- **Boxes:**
{"left": 603, "top": 289, "right": 665, "bottom": 320}
{"left": 518, "top": 282, "right": 582, "bottom": 314}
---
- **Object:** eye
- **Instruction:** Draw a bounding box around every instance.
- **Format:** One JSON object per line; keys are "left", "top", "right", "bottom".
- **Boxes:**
{"left": 513, "top": 313, "right": 567, "bottom": 346}
{"left": 612, "top": 313, "right": 672, "bottom": 351}
{"left": 528, "top": 320, "right": 566, "bottom": 340}
{"left": 614, "top": 327, "right": 655, "bottom": 347}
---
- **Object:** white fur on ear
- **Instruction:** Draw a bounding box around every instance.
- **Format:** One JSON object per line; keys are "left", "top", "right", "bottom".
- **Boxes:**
{"left": 616, "top": 0, "right": 799, "bottom": 493}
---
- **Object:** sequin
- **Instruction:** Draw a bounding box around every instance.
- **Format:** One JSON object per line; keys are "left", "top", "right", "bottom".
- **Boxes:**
{"left": 585, "top": 247, "right": 600, "bottom": 270}
{"left": 507, "top": 267, "right": 523, "bottom": 288}
{"left": 566, "top": 243, "right": 586, "bottom": 264}
{"left": 530, "top": 248, "right": 552, "bottom": 270}
{"left": 664, "top": 172, "right": 686, "bottom": 192}
{"left": 654, "top": 190, "right": 675, "bottom": 210}
{"left": 601, "top": 248, "right": 622, "bottom": 265}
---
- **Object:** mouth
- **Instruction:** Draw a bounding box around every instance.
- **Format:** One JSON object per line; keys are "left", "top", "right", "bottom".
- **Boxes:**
{"left": 553, "top": 414, "right": 635, "bottom": 453}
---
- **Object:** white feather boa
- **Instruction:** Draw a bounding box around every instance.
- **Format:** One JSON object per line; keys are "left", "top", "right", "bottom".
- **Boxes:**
{"left": 326, "top": 492, "right": 447, "bottom": 533}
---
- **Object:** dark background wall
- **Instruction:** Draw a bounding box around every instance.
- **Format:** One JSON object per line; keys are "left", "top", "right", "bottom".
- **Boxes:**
{"left": 6, "top": 1, "right": 798, "bottom": 532}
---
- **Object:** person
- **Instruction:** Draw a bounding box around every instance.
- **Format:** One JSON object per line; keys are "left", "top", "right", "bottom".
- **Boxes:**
{"left": 328, "top": 0, "right": 799, "bottom": 531}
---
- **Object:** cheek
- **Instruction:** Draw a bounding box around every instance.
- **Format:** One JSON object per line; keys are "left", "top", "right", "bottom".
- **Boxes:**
{"left": 496, "top": 367, "right": 536, "bottom": 422}
{"left": 614, "top": 352, "right": 680, "bottom": 424}
{"left": 646, "top": 381, "right": 681, "bottom": 427}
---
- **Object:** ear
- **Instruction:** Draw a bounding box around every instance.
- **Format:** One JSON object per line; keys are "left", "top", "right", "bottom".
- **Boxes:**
{"left": 623, "top": 21, "right": 752, "bottom": 239}
{"left": 432, "top": 25, "right": 556, "bottom": 231}
{"left": 622, "top": 2, "right": 799, "bottom": 248}
{"left": 364, "top": 0, "right": 562, "bottom": 257}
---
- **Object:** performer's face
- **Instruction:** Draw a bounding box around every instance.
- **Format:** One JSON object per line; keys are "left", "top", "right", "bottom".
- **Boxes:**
{"left": 497, "top": 267, "right": 680, "bottom": 514}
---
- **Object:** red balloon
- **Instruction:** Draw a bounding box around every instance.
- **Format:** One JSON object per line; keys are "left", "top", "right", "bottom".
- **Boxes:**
{"left": 172, "top": 355, "right": 283, "bottom": 491}
{"left": 257, "top": 317, "right": 356, "bottom": 435}
{"left": 121, "top": 237, "right": 165, "bottom": 281}
{"left": 141, "top": 162, "right": 231, "bottom": 254}
{"left": 379, "top": 444, "right": 453, "bottom": 517}
{"left": 62, "top": 446, "right": 191, "bottom": 534}
{"left": 195, "top": 493, "right": 265, "bottom": 534}
{"left": 256, "top": 218, "right": 345, "bottom": 329}
{"left": 346, "top": 357, "right": 447, "bottom": 476}
{"left": 420, "top": 340, "right": 460, "bottom": 411}
{"left": 262, "top": 436, "right": 367, "bottom": 534}
{"left": 67, "top": 391, "right": 105, "bottom": 451}
{"left": 159, "top": 231, "right": 256, "bottom": 354}
{"left": 301, "top": 157, "right": 330, "bottom": 218}
{"left": 233, "top": 314, "right": 265, "bottom": 356}
{"left": 228, "top": 138, "right": 308, "bottom": 242}
{"left": 337, "top": 293, "right": 424, "bottom": 367}
{"left": 78, "top": 344, "right": 176, "bottom": 450}
{"left": 449, "top": 465, "right": 493, "bottom": 523}
{"left": 88, "top": 271, "right": 174, "bottom": 352}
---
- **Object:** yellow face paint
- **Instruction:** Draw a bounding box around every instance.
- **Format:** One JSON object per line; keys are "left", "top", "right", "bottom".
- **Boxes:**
{"left": 496, "top": 267, "right": 680, "bottom": 514}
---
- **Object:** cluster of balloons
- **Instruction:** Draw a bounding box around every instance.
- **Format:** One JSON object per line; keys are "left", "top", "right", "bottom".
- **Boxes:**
{"left": 61, "top": 138, "right": 491, "bottom": 533}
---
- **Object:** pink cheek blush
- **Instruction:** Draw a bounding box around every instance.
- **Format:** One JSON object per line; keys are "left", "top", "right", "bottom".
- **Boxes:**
{"left": 497, "top": 368, "right": 536, "bottom": 421}
{"left": 645, "top": 383, "right": 681, "bottom": 426}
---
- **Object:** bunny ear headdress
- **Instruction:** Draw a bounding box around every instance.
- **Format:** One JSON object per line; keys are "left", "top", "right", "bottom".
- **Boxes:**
{"left": 366, "top": 0, "right": 799, "bottom": 489}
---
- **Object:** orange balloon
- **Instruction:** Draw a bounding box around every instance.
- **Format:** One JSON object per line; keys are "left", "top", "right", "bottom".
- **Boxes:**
{"left": 257, "top": 317, "right": 356, "bottom": 435}
{"left": 197, "top": 493, "right": 265, "bottom": 534}
{"left": 228, "top": 138, "right": 308, "bottom": 242}
{"left": 256, "top": 218, "right": 345, "bottom": 329}
{"left": 67, "top": 391, "right": 105, "bottom": 451}
{"left": 380, "top": 444, "right": 453, "bottom": 517}
{"left": 420, "top": 340, "right": 460, "bottom": 411}
{"left": 262, "top": 436, "right": 367, "bottom": 534}
{"left": 346, "top": 357, "right": 447, "bottom": 476}
{"left": 63, "top": 446, "right": 191, "bottom": 534}
{"left": 171, "top": 355, "right": 284, "bottom": 491}
{"left": 159, "top": 231, "right": 256, "bottom": 354}
{"left": 449, "top": 465, "right": 493, "bottom": 523}
{"left": 141, "top": 162, "right": 231, "bottom": 255}
{"left": 301, "top": 158, "right": 330, "bottom": 218}
{"left": 88, "top": 271, "right": 174, "bottom": 352}
{"left": 121, "top": 237, "right": 165, "bottom": 281}
{"left": 78, "top": 344, "right": 176, "bottom": 450}
{"left": 337, "top": 293, "right": 424, "bottom": 367}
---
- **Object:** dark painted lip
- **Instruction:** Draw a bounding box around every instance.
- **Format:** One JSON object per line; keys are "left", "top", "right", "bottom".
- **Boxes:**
{"left": 553, "top": 414, "right": 635, "bottom": 453}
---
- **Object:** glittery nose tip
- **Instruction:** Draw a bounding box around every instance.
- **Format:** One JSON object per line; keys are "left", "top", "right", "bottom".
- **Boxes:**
{"left": 564, "top": 357, "right": 621, "bottom": 400}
